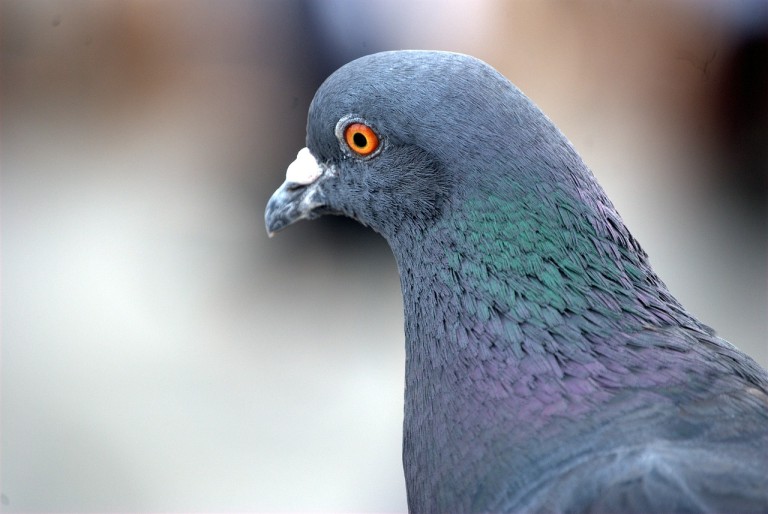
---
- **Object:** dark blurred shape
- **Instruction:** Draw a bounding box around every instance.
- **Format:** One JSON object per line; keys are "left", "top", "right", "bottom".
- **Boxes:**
{"left": 713, "top": 5, "right": 768, "bottom": 220}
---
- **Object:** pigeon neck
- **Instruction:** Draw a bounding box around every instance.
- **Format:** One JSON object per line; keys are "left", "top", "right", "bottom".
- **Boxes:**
{"left": 390, "top": 189, "right": 702, "bottom": 509}
{"left": 388, "top": 183, "right": 701, "bottom": 391}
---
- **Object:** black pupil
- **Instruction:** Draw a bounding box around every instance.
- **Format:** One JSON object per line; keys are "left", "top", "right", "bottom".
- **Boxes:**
{"left": 352, "top": 132, "right": 368, "bottom": 148}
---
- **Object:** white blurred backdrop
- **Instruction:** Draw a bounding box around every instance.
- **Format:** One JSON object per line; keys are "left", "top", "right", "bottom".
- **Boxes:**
{"left": 2, "top": 1, "right": 766, "bottom": 511}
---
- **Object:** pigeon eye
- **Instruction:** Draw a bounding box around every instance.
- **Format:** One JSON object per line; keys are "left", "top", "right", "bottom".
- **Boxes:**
{"left": 344, "top": 123, "right": 379, "bottom": 156}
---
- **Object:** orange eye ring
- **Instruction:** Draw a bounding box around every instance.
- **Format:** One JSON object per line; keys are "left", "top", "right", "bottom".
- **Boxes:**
{"left": 344, "top": 123, "right": 380, "bottom": 156}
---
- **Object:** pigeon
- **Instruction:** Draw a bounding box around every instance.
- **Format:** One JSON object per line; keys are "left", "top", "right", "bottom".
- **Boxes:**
{"left": 264, "top": 51, "right": 768, "bottom": 513}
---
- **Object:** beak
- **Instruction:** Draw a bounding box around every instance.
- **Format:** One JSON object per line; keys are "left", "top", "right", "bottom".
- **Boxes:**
{"left": 265, "top": 148, "right": 330, "bottom": 237}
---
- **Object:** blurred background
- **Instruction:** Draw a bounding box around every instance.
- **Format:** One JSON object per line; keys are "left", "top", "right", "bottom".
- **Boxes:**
{"left": 2, "top": 0, "right": 766, "bottom": 511}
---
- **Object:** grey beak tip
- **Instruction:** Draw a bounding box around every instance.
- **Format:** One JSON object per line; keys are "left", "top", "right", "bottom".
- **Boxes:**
{"left": 264, "top": 150, "right": 328, "bottom": 237}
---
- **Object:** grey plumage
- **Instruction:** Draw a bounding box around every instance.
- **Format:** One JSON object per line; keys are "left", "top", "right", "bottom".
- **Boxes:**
{"left": 265, "top": 50, "right": 768, "bottom": 513}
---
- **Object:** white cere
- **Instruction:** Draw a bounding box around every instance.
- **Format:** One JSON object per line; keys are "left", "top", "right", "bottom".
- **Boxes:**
{"left": 285, "top": 147, "right": 322, "bottom": 185}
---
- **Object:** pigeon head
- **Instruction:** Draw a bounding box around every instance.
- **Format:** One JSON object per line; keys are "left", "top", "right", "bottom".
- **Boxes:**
{"left": 265, "top": 50, "right": 600, "bottom": 246}
{"left": 265, "top": 50, "right": 660, "bottom": 327}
